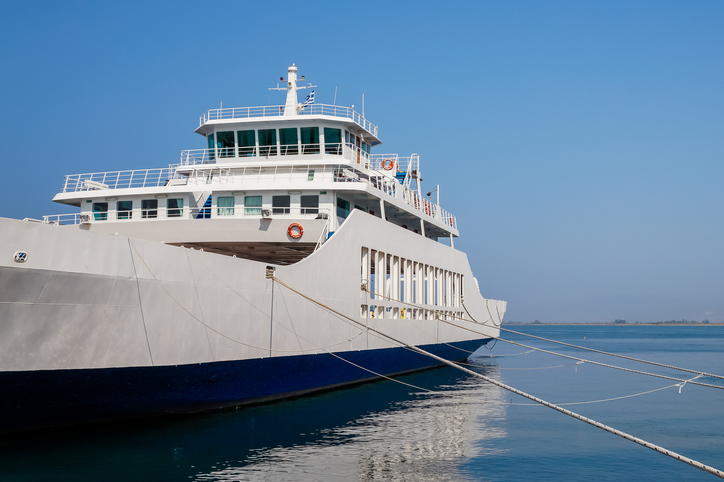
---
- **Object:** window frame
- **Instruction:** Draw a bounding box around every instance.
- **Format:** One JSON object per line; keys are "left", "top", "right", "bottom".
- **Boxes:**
{"left": 272, "top": 195, "right": 291, "bottom": 215}
{"left": 244, "top": 195, "right": 262, "bottom": 215}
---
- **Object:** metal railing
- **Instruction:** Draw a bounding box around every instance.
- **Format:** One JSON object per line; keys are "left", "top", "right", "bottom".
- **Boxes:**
{"left": 41, "top": 213, "right": 83, "bottom": 225}
{"left": 58, "top": 162, "right": 455, "bottom": 229}
{"left": 370, "top": 154, "right": 419, "bottom": 174}
{"left": 199, "top": 104, "right": 379, "bottom": 138}
{"left": 61, "top": 168, "right": 180, "bottom": 193}
{"left": 179, "top": 143, "right": 363, "bottom": 167}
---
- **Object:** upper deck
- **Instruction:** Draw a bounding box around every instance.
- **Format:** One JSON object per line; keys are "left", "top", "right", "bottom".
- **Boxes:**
{"left": 196, "top": 104, "right": 379, "bottom": 142}
{"left": 44, "top": 64, "right": 459, "bottom": 244}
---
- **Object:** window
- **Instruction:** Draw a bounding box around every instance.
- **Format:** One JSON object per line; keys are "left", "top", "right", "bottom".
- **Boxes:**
{"left": 307, "top": 169, "right": 315, "bottom": 181}
{"left": 272, "top": 195, "right": 290, "bottom": 214}
{"left": 167, "top": 198, "right": 183, "bottom": 217}
{"left": 337, "top": 197, "right": 350, "bottom": 219}
{"left": 324, "top": 128, "right": 341, "bottom": 155}
{"left": 117, "top": 200, "right": 133, "bottom": 220}
{"left": 207, "top": 134, "right": 215, "bottom": 160}
{"left": 244, "top": 195, "right": 262, "bottom": 215}
{"left": 141, "top": 199, "right": 158, "bottom": 219}
{"left": 93, "top": 202, "right": 108, "bottom": 221}
{"left": 216, "top": 131, "right": 235, "bottom": 158}
{"left": 258, "top": 129, "right": 277, "bottom": 156}
{"left": 280, "top": 128, "right": 298, "bottom": 155}
{"left": 237, "top": 130, "right": 255, "bottom": 156}
{"left": 217, "top": 196, "right": 234, "bottom": 216}
{"left": 301, "top": 127, "right": 319, "bottom": 154}
{"left": 301, "top": 195, "right": 319, "bottom": 214}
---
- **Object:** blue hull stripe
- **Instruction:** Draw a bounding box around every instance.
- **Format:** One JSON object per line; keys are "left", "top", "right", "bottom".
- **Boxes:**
{"left": 0, "top": 338, "right": 490, "bottom": 434}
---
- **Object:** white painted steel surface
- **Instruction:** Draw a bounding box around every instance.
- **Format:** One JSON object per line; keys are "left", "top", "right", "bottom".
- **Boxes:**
{"left": 0, "top": 211, "right": 503, "bottom": 372}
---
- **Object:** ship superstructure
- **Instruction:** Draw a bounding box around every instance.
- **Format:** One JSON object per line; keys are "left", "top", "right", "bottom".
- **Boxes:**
{"left": 50, "top": 64, "right": 457, "bottom": 264}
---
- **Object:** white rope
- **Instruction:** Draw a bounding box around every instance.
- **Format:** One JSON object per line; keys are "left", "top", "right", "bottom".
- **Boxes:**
{"left": 367, "top": 287, "right": 724, "bottom": 384}
{"left": 510, "top": 376, "right": 701, "bottom": 406}
{"left": 474, "top": 349, "right": 536, "bottom": 358}
{"left": 278, "top": 277, "right": 724, "bottom": 479}
{"left": 498, "top": 326, "right": 724, "bottom": 381}
{"left": 129, "top": 241, "right": 366, "bottom": 354}
{"left": 362, "top": 288, "right": 724, "bottom": 390}
{"left": 494, "top": 336, "right": 724, "bottom": 390}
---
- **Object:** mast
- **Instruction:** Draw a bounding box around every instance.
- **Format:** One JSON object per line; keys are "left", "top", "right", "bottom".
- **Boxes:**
{"left": 269, "top": 63, "right": 315, "bottom": 116}
{"left": 283, "top": 64, "right": 299, "bottom": 116}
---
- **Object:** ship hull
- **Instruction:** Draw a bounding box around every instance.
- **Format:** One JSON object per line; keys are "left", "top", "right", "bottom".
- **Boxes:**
{"left": 0, "top": 338, "right": 490, "bottom": 434}
{"left": 0, "top": 212, "right": 504, "bottom": 434}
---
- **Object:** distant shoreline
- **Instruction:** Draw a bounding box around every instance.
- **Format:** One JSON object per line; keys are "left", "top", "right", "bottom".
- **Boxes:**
{"left": 503, "top": 323, "right": 724, "bottom": 326}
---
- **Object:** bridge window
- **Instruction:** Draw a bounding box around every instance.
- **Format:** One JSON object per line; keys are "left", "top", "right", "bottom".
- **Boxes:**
{"left": 258, "top": 129, "right": 277, "bottom": 156}
{"left": 237, "top": 130, "right": 255, "bottom": 157}
{"left": 216, "top": 131, "right": 235, "bottom": 158}
{"left": 217, "top": 196, "right": 234, "bottom": 216}
{"left": 117, "top": 200, "right": 133, "bottom": 220}
{"left": 301, "top": 195, "right": 319, "bottom": 214}
{"left": 325, "top": 128, "right": 341, "bottom": 155}
{"left": 272, "top": 195, "right": 290, "bottom": 214}
{"left": 207, "top": 134, "right": 215, "bottom": 160}
{"left": 141, "top": 199, "right": 158, "bottom": 218}
{"left": 93, "top": 202, "right": 108, "bottom": 221}
{"left": 167, "top": 198, "right": 183, "bottom": 217}
{"left": 280, "top": 128, "right": 298, "bottom": 155}
{"left": 337, "top": 198, "right": 350, "bottom": 219}
{"left": 301, "top": 127, "right": 319, "bottom": 154}
{"left": 244, "top": 195, "right": 262, "bottom": 215}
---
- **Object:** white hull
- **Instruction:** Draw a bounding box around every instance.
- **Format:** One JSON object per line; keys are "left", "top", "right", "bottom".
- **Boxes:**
{"left": 1, "top": 211, "right": 503, "bottom": 373}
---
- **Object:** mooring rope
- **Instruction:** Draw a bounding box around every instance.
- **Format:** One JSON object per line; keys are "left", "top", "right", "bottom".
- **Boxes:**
{"left": 493, "top": 336, "right": 724, "bottom": 390}
{"left": 364, "top": 288, "right": 724, "bottom": 386}
{"left": 276, "top": 277, "right": 724, "bottom": 479}
{"left": 129, "top": 241, "right": 363, "bottom": 354}
{"left": 509, "top": 376, "right": 701, "bottom": 406}
{"left": 496, "top": 327, "right": 724, "bottom": 381}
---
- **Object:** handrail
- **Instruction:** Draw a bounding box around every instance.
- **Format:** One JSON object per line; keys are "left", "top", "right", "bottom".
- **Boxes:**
{"left": 179, "top": 143, "right": 366, "bottom": 167}
{"left": 61, "top": 168, "right": 181, "bottom": 193}
{"left": 199, "top": 104, "right": 379, "bottom": 138}
{"left": 58, "top": 162, "right": 455, "bottom": 230}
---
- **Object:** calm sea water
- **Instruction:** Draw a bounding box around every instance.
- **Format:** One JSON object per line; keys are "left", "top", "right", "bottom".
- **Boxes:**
{"left": 1, "top": 325, "right": 722, "bottom": 481}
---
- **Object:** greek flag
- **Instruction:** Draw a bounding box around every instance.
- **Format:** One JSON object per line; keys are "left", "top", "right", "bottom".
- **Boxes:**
{"left": 302, "top": 90, "right": 315, "bottom": 107}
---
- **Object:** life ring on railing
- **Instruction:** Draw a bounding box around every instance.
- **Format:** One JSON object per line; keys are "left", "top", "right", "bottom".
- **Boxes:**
{"left": 382, "top": 158, "right": 394, "bottom": 170}
{"left": 287, "top": 223, "right": 303, "bottom": 239}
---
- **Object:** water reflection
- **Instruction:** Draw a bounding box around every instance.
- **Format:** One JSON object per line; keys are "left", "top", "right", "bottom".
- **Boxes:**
{"left": 0, "top": 364, "right": 507, "bottom": 481}
{"left": 191, "top": 366, "right": 508, "bottom": 481}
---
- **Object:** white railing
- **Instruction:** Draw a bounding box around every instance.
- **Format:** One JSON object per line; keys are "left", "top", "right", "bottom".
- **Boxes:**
{"left": 370, "top": 154, "right": 419, "bottom": 174}
{"left": 180, "top": 149, "right": 215, "bottom": 165}
{"left": 41, "top": 213, "right": 84, "bottom": 225}
{"left": 200, "top": 104, "right": 379, "bottom": 138}
{"left": 61, "top": 168, "right": 181, "bottom": 193}
{"left": 179, "top": 143, "right": 363, "bottom": 167}
{"left": 58, "top": 161, "right": 456, "bottom": 229}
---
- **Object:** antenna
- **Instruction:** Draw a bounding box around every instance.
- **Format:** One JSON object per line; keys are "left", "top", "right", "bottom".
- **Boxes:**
{"left": 268, "top": 64, "right": 316, "bottom": 116}
{"left": 334, "top": 86, "right": 337, "bottom": 106}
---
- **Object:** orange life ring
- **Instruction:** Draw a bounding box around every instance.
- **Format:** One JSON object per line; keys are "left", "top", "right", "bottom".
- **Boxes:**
{"left": 382, "top": 158, "right": 394, "bottom": 170}
{"left": 288, "top": 223, "right": 303, "bottom": 239}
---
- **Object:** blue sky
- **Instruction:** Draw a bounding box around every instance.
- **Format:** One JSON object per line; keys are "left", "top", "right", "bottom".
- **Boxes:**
{"left": 1, "top": 1, "right": 722, "bottom": 322}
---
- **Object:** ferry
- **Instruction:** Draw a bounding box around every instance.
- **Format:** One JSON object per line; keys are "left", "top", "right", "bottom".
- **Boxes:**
{"left": 0, "top": 64, "right": 505, "bottom": 434}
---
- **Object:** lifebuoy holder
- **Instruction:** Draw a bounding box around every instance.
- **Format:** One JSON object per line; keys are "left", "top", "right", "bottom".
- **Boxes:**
{"left": 382, "top": 158, "right": 394, "bottom": 170}
{"left": 288, "top": 223, "right": 303, "bottom": 239}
